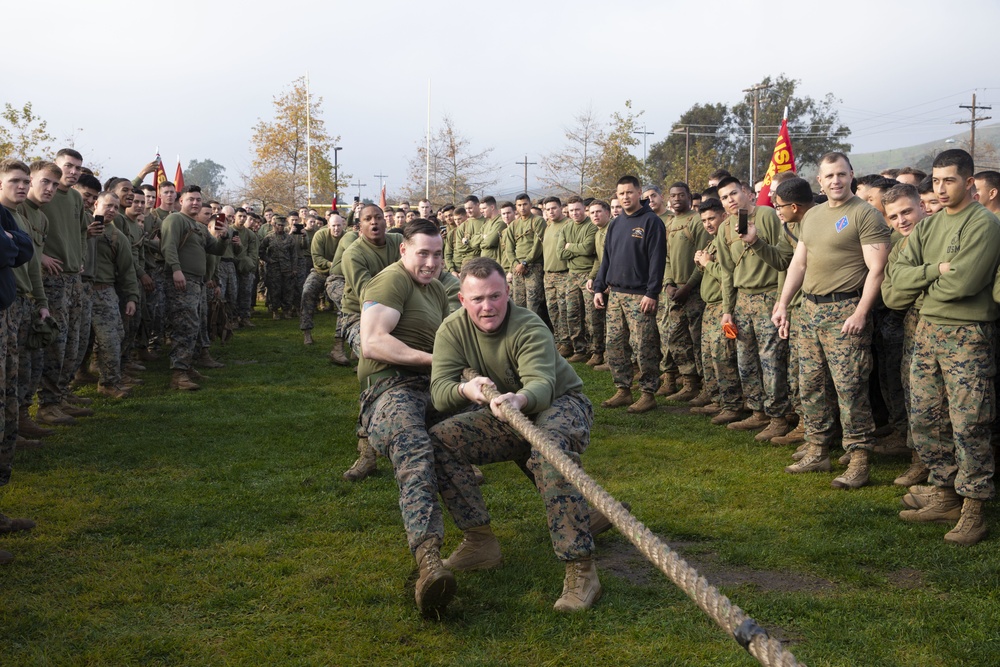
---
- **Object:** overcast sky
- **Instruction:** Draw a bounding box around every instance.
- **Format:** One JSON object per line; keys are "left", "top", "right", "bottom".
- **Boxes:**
{"left": 6, "top": 0, "right": 999, "bottom": 203}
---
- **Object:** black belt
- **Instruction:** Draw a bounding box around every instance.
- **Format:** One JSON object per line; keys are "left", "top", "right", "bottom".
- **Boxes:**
{"left": 546, "top": 270, "right": 568, "bottom": 274}
{"left": 220, "top": 258, "right": 236, "bottom": 263}
{"left": 803, "top": 290, "right": 862, "bottom": 304}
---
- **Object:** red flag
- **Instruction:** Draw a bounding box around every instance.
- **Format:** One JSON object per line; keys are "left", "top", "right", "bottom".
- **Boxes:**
{"left": 152, "top": 155, "right": 167, "bottom": 209}
{"left": 174, "top": 159, "right": 185, "bottom": 194}
{"left": 378, "top": 185, "right": 386, "bottom": 209}
{"left": 331, "top": 195, "right": 338, "bottom": 211}
{"left": 756, "top": 117, "right": 796, "bottom": 206}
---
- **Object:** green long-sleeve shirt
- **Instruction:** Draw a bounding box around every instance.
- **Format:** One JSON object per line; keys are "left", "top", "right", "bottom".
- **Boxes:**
{"left": 589, "top": 225, "right": 608, "bottom": 280}
{"left": 235, "top": 225, "right": 259, "bottom": 274}
{"left": 6, "top": 206, "right": 47, "bottom": 309}
{"left": 40, "top": 187, "right": 87, "bottom": 273}
{"left": 479, "top": 215, "right": 506, "bottom": 263}
{"left": 87, "top": 223, "right": 140, "bottom": 303}
{"left": 341, "top": 232, "right": 403, "bottom": 315}
{"left": 542, "top": 218, "right": 570, "bottom": 272}
{"left": 697, "top": 237, "right": 725, "bottom": 305}
{"left": 664, "top": 210, "right": 708, "bottom": 288}
{"left": 114, "top": 213, "right": 147, "bottom": 281}
{"left": 259, "top": 232, "right": 296, "bottom": 273}
{"left": 430, "top": 301, "right": 583, "bottom": 416}
{"left": 310, "top": 226, "right": 342, "bottom": 275}
{"left": 885, "top": 202, "right": 1000, "bottom": 324}
{"left": 881, "top": 232, "right": 923, "bottom": 312}
{"left": 717, "top": 205, "right": 793, "bottom": 315}
{"left": 558, "top": 218, "right": 597, "bottom": 273}
{"left": 505, "top": 216, "right": 545, "bottom": 266}
{"left": 160, "top": 212, "right": 230, "bottom": 280}
{"left": 143, "top": 207, "right": 172, "bottom": 269}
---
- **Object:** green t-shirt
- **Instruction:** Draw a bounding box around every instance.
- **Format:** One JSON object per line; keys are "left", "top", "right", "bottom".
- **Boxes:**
{"left": 341, "top": 232, "right": 403, "bottom": 315}
{"left": 430, "top": 301, "right": 584, "bottom": 416}
{"left": 542, "top": 218, "right": 570, "bottom": 272}
{"left": 356, "top": 261, "right": 449, "bottom": 386}
{"left": 799, "top": 196, "right": 891, "bottom": 296}
{"left": 6, "top": 206, "right": 46, "bottom": 307}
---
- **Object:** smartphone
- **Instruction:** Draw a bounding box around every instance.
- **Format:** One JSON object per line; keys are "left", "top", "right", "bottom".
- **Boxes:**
{"left": 354, "top": 196, "right": 360, "bottom": 203}
{"left": 93, "top": 214, "right": 105, "bottom": 223}
{"left": 217, "top": 213, "right": 227, "bottom": 223}
{"left": 737, "top": 209, "right": 748, "bottom": 236}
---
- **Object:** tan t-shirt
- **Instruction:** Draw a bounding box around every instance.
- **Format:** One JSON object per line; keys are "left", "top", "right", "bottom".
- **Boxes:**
{"left": 800, "top": 195, "right": 890, "bottom": 295}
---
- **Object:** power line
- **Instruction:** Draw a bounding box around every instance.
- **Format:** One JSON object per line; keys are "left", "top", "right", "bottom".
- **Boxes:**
{"left": 956, "top": 93, "right": 992, "bottom": 162}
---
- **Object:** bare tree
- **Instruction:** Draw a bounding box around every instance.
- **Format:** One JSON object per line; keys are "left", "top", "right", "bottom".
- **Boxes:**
{"left": 540, "top": 107, "right": 605, "bottom": 197}
{"left": 404, "top": 116, "right": 499, "bottom": 205}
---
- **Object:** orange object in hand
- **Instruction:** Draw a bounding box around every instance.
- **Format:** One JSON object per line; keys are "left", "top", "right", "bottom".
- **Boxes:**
{"left": 723, "top": 322, "right": 738, "bottom": 339}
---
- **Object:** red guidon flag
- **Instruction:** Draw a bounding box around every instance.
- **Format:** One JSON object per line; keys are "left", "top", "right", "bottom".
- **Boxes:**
{"left": 756, "top": 117, "right": 796, "bottom": 206}
{"left": 378, "top": 184, "right": 387, "bottom": 209}
{"left": 174, "top": 158, "right": 185, "bottom": 194}
{"left": 153, "top": 155, "right": 167, "bottom": 208}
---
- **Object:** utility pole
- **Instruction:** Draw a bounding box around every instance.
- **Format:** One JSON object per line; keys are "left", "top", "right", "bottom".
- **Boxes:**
{"left": 515, "top": 155, "right": 536, "bottom": 194}
{"left": 332, "top": 147, "right": 342, "bottom": 203}
{"left": 670, "top": 125, "right": 693, "bottom": 184}
{"left": 374, "top": 171, "right": 388, "bottom": 192}
{"left": 633, "top": 125, "right": 654, "bottom": 171}
{"left": 956, "top": 93, "right": 992, "bottom": 163}
{"left": 743, "top": 82, "right": 770, "bottom": 183}
{"left": 351, "top": 180, "right": 367, "bottom": 200}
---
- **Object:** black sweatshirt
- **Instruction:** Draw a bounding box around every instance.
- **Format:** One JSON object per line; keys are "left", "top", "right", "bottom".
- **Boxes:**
{"left": 592, "top": 202, "right": 666, "bottom": 299}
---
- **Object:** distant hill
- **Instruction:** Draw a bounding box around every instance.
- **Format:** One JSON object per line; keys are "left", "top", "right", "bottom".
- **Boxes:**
{"left": 847, "top": 124, "right": 1000, "bottom": 176}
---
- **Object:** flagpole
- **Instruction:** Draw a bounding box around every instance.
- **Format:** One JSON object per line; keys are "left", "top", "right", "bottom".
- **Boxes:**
{"left": 425, "top": 78, "right": 431, "bottom": 201}
{"left": 306, "top": 71, "right": 313, "bottom": 206}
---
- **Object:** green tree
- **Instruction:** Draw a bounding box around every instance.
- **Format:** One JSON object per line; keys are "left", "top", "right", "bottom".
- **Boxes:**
{"left": 592, "top": 100, "right": 643, "bottom": 199}
{"left": 185, "top": 158, "right": 227, "bottom": 200}
{"left": 403, "top": 115, "right": 498, "bottom": 206}
{"left": 540, "top": 107, "right": 605, "bottom": 197}
{"left": 645, "top": 103, "right": 729, "bottom": 187}
{"left": 0, "top": 102, "right": 54, "bottom": 161}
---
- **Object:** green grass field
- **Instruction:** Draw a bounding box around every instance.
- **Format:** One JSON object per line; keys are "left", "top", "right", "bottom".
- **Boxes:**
{"left": 3, "top": 309, "right": 999, "bottom": 666}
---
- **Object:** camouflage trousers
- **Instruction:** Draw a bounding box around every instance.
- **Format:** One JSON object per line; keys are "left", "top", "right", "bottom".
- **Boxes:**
{"left": 799, "top": 297, "right": 875, "bottom": 452}
{"left": 146, "top": 265, "right": 166, "bottom": 349}
{"left": 511, "top": 263, "right": 544, "bottom": 317}
{"left": 39, "top": 273, "right": 76, "bottom": 406}
{"left": 910, "top": 318, "right": 995, "bottom": 500}
{"left": 734, "top": 290, "right": 789, "bottom": 418}
{"left": 702, "top": 302, "right": 741, "bottom": 410}
{"left": 606, "top": 291, "right": 661, "bottom": 394}
{"left": 1, "top": 301, "right": 20, "bottom": 487}
{"left": 165, "top": 279, "right": 203, "bottom": 371}
{"left": 658, "top": 287, "right": 704, "bottom": 379}
{"left": 64, "top": 280, "right": 93, "bottom": 393}
{"left": 16, "top": 296, "right": 42, "bottom": 409}
{"left": 237, "top": 270, "right": 257, "bottom": 320}
{"left": 217, "top": 261, "right": 239, "bottom": 315}
{"left": 787, "top": 305, "right": 801, "bottom": 415}
{"left": 299, "top": 270, "right": 328, "bottom": 331}
{"left": 340, "top": 314, "right": 361, "bottom": 357}
{"left": 325, "top": 275, "right": 345, "bottom": 318}
{"left": 264, "top": 269, "right": 295, "bottom": 314}
{"left": 430, "top": 390, "right": 595, "bottom": 561}
{"left": 874, "top": 306, "right": 908, "bottom": 435}
{"left": 90, "top": 285, "right": 124, "bottom": 387}
{"left": 120, "top": 287, "right": 143, "bottom": 368}
{"left": 565, "top": 272, "right": 596, "bottom": 355}
{"left": 199, "top": 284, "right": 213, "bottom": 349}
{"left": 360, "top": 375, "right": 443, "bottom": 552}
{"left": 900, "top": 307, "right": 925, "bottom": 450}
{"left": 544, "top": 271, "right": 570, "bottom": 347}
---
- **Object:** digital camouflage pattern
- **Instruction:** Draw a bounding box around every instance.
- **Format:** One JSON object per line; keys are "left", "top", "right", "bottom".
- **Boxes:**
{"left": 734, "top": 290, "right": 789, "bottom": 418}
{"left": 62, "top": 279, "right": 92, "bottom": 395}
{"left": 90, "top": 286, "right": 125, "bottom": 386}
{"left": 511, "top": 263, "right": 544, "bottom": 316}
{"left": 701, "top": 302, "right": 741, "bottom": 410}
{"left": 165, "top": 280, "right": 204, "bottom": 371}
{"left": 299, "top": 270, "right": 327, "bottom": 331}
{"left": 659, "top": 289, "right": 704, "bottom": 379}
{"left": 1, "top": 303, "right": 19, "bottom": 487}
{"left": 38, "top": 273, "right": 74, "bottom": 406}
{"left": 544, "top": 272, "right": 570, "bottom": 348}
{"left": 565, "top": 273, "right": 595, "bottom": 355}
{"left": 606, "top": 291, "right": 661, "bottom": 394}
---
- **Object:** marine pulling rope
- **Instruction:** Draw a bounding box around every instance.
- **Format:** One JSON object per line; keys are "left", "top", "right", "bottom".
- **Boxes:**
{"left": 463, "top": 368, "right": 806, "bottom": 667}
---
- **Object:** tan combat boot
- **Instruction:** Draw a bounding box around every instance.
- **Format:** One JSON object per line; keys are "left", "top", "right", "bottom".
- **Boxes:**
{"left": 771, "top": 421, "right": 806, "bottom": 446}
{"left": 899, "top": 486, "right": 962, "bottom": 524}
{"left": 553, "top": 558, "right": 602, "bottom": 612}
{"left": 688, "top": 390, "right": 713, "bottom": 408}
{"left": 894, "top": 451, "right": 929, "bottom": 487}
{"left": 442, "top": 525, "right": 503, "bottom": 571}
{"left": 784, "top": 445, "right": 832, "bottom": 473}
{"left": 59, "top": 401, "right": 94, "bottom": 418}
{"left": 944, "top": 498, "right": 988, "bottom": 546}
{"left": 19, "top": 406, "right": 55, "bottom": 438}
{"left": 97, "top": 384, "right": 132, "bottom": 399}
{"left": 303, "top": 330, "right": 314, "bottom": 345}
{"left": 690, "top": 402, "right": 721, "bottom": 416}
{"left": 16, "top": 435, "right": 43, "bottom": 449}
{"left": 586, "top": 353, "right": 604, "bottom": 367}
{"left": 655, "top": 371, "right": 678, "bottom": 397}
{"left": 600, "top": 388, "right": 633, "bottom": 408}
{"left": 626, "top": 392, "right": 657, "bottom": 414}
{"left": 665, "top": 376, "right": 701, "bottom": 402}
{"left": 36, "top": 404, "right": 77, "bottom": 426}
{"left": 557, "top": 343, "right": 573, "bottom": 358}
{"left": 170, "top": 371, "right": 201, "bottom": 391}
{"left": 567, "top": 352, "right": 589, "bottom": 363}
{"left": 343, "top": 437, "right": 377, "bottom": 481}
{"left": 0, "top": 513, "right": 36, "bottom": 534}
{"left": 197, "top": 349, "right": 225, "bottom": 369}
{"left": 593, "top": 362, "right": 611, "bottom": 371}
{"left": 328, "top": 338, "right": 351, "bottom": 366}
{"left": 727, "top": 410, "right": 769, "bottom": 431}
{"left": 790, "top": 442, "right": 809, "bottom": 461}
{"left": 64, "top": 393, "right": 93, "bottom": 406}
{"left": 711, "top": 408, "right": 745, "bottom": 425}
{"left": 832, "top": 449, "right": 870, "bottom": 489}
{"left": 755, "top": 417, "right": 791, "bottom": 443}
{"left": 901, "top": 485, "right": 937, "bottom": 510}
{"left": 414, "top": 537, "right": 456, "bottom": 614}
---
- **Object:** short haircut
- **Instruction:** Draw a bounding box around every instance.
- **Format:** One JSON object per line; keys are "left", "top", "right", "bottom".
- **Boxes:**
{"left": 709, "top": 169, "right": 732, "bottom": 182}
{"left": 439, "top": 204, "right": 455, "bottom": 213}
{"left": 774, "top": 177, "right": 814, "bottom": 205}
{"left": 642, "top": 184, "right": 662, "bottom": 195}
{"left": 541, "top": 196, "right": 562, "bottom": 207}
{"left": 459, "top": 256, "right": 505, "bottom": 284}
{"left": 76, "top": 174, "right": 102, "bottom": 191}
{"left": 180, "top": 184, "right": 202, "bottom": 196}
{"left": 880, "top": 168, "right": 900, "bottom": 178}
{"left": 29, "top": 160, "right": 61, "bottom": 179}
{"left": 820, "top": 151, "right": 853, "bottom": 171}
{"left": 898, "top": 166, "right": 927, "bottom": 181}
{"left": 55, "top": 148, "right": 84, "bottom": 162}
{"left": 158, "top": 180, "right": 175, "bottom": 190}
{"left": 668, "top": 181, "right": 691, "bottom": 196}
{"left": 515, "top": 193, "right": 531, "bottom": 203}
{"left": 235, "top": 207, "right": 247, "bottom": 214}
{"left": 857, "top": 174, "right": 886, "bottom": 188}
{"left": 104, "top": 176, "right": 129, "bottom": 191}
{"left": 702, "top": 186, "right": 719, "bottom": 200}
{"left": 566, "top": 195, "right": 584, "bottom": 205}
{"left": 974, "top": 170, "right": 1000, "bottom": 192}
{"left": 698, "top": 198, "right": 726, "bottom": 214}
{"left": 589, "top": 199, "right": 611, "bottom": 213}
{"left": 141, "top": 184, "right": 155, "bottom": 192}
{"left": 481, "top": 195, "right": 497, "bottom": 206}
{"left": 769, "top": 171, "right": 796, "bottom": 187}
{"left": 0, "top": 158, "right": 29, "bottom": 176}
{"left": 881, "top": 183, "right": 920, "bottom": 208}
{"left": 617, "top": 175, "right": 641, "bottom": 189}
{"left": 917, "top": 176, "right": 935, "bottom": 195}
{"left": 464, "top": 195, "right": 480, "bottom": 205}
{"left": 499, "top": 200, "right": 515, "bottom": 210}
{"left": 97, "top": 190, "right": 119, "bottom": 203}
{"left": 132, "top": 187, "right": 144, "bottom": 196}
{"left": 418, "top": 198, "right": 430, "bottom": 205}
{"left": 859, "top": 176, "right": 898, "bottom": 193}
{"left": 402, "top": 218, "right": 441, "bottom": 240}
{"left": 715, "top": 176, "right": 741, "bottom": 192}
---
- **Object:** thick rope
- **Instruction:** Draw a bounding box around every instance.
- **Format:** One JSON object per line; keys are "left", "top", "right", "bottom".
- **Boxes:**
{"left": 463, "top": 369, "right": 805, "bottom": 667}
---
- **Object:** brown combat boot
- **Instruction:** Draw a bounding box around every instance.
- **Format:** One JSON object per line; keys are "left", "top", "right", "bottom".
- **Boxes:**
{"left": 755, "top": 417, "right": 792, "bottom": 443}
{"left": 343, "top": 437, "right": 377, "bottom": 481}
{"left": 586, "top": 353, "right": 604, "bottom": 367}
{"left": 414, "top": 537, "right": 456, "bottom": 615}
{"left": 901, "top": 484, "right": 937, "bottom": 509}
{"left": 785, "top": 445, "right": 832, "bottom": 473}
{"left": 197, "top": 349, "right": 225, "bottom": 369}
{"left": 688, "top": 390, "right": 713, "bottom": 408}
{"left": 443, "top": 525, "right": 503, "bottom": 571}
{"left": 727, "top": 410, "right": 769, "bottom": 431}
{"left": 593, "top": 362, "right": 611, "bottom": 371}
{"left": 170, "top": 371, "right": 201, "bottom": 391}
{"left": 626, "top": 392, "right": 657, "bottom": 414}
{"left": 894, "top": 451, "right": 929, "bottom": 487}
{"left": 328, "top": 338, "right": 351, "bottom": 366}
{"left": 665, "top": 376, "right": 701, "bottom": 402}
{"left": 944, "top": 498, "right": 988, "bottom": 546}
{"left": 59, "top": 401, "right": 94, "bottom": 418}
{"left": 832, "top": 449, "right": 870, "bottom": 489}
{"left": 567, "top": 352, "right": 589, "bottom": 363}
{"left": 36, "top": 404, "right": 77, "bottom": 426}
{"left": 900, "top": 486, "right": 962, "bottom": 524}
{"left": 0, "top": 513, "right": 36, "bottom": 534}
{"left": 65, "top": 393, "right": 93, "bottom": 406}
{"left": 16, "top": 435, "right": 44, "bottom": 450}
{"left": 601, "top": 388, "right": 633, "bottom": 409}
{"left": 553, "top": 558, "right": 602, "bottom": 612}
{"left": 557, "top": 343, "right": 573, "bottom": 358}
{"left": 790, "top": 442, "right": 809, "bottom": 461}
{"left": 771, "top": 422, "right": 806, "bottom": 446}
{"left": 19, "top": 406, "right": 54, "bottom": 438}
{"left": 241, "top": 318, "right": 255, "bottom": 328}
{"left": 303, "top": 330, "right": 314, "bottom": 345}
{"left": 874, "top": 432, "right": 909, "bottom": 457}
{"left": 711, "top": 409, "right": 745, "bottom": 425}
{"left": 97, "top": 384, "right": 132, "bottom": 399}
{"left": 690, "top": 402, "right": 721, "bottom": 416}
{"left": 655, "top": 371, "right": 678, "bottom": 396}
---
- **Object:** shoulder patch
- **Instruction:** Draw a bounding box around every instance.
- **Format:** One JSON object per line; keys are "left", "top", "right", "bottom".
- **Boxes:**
{"left": 835, "top": 215, "right": 849, "bottom": 233}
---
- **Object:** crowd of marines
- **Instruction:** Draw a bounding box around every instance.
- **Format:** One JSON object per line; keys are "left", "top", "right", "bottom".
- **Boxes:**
{"left": 1, "top": 144, "right": 997, "bottom": 614}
